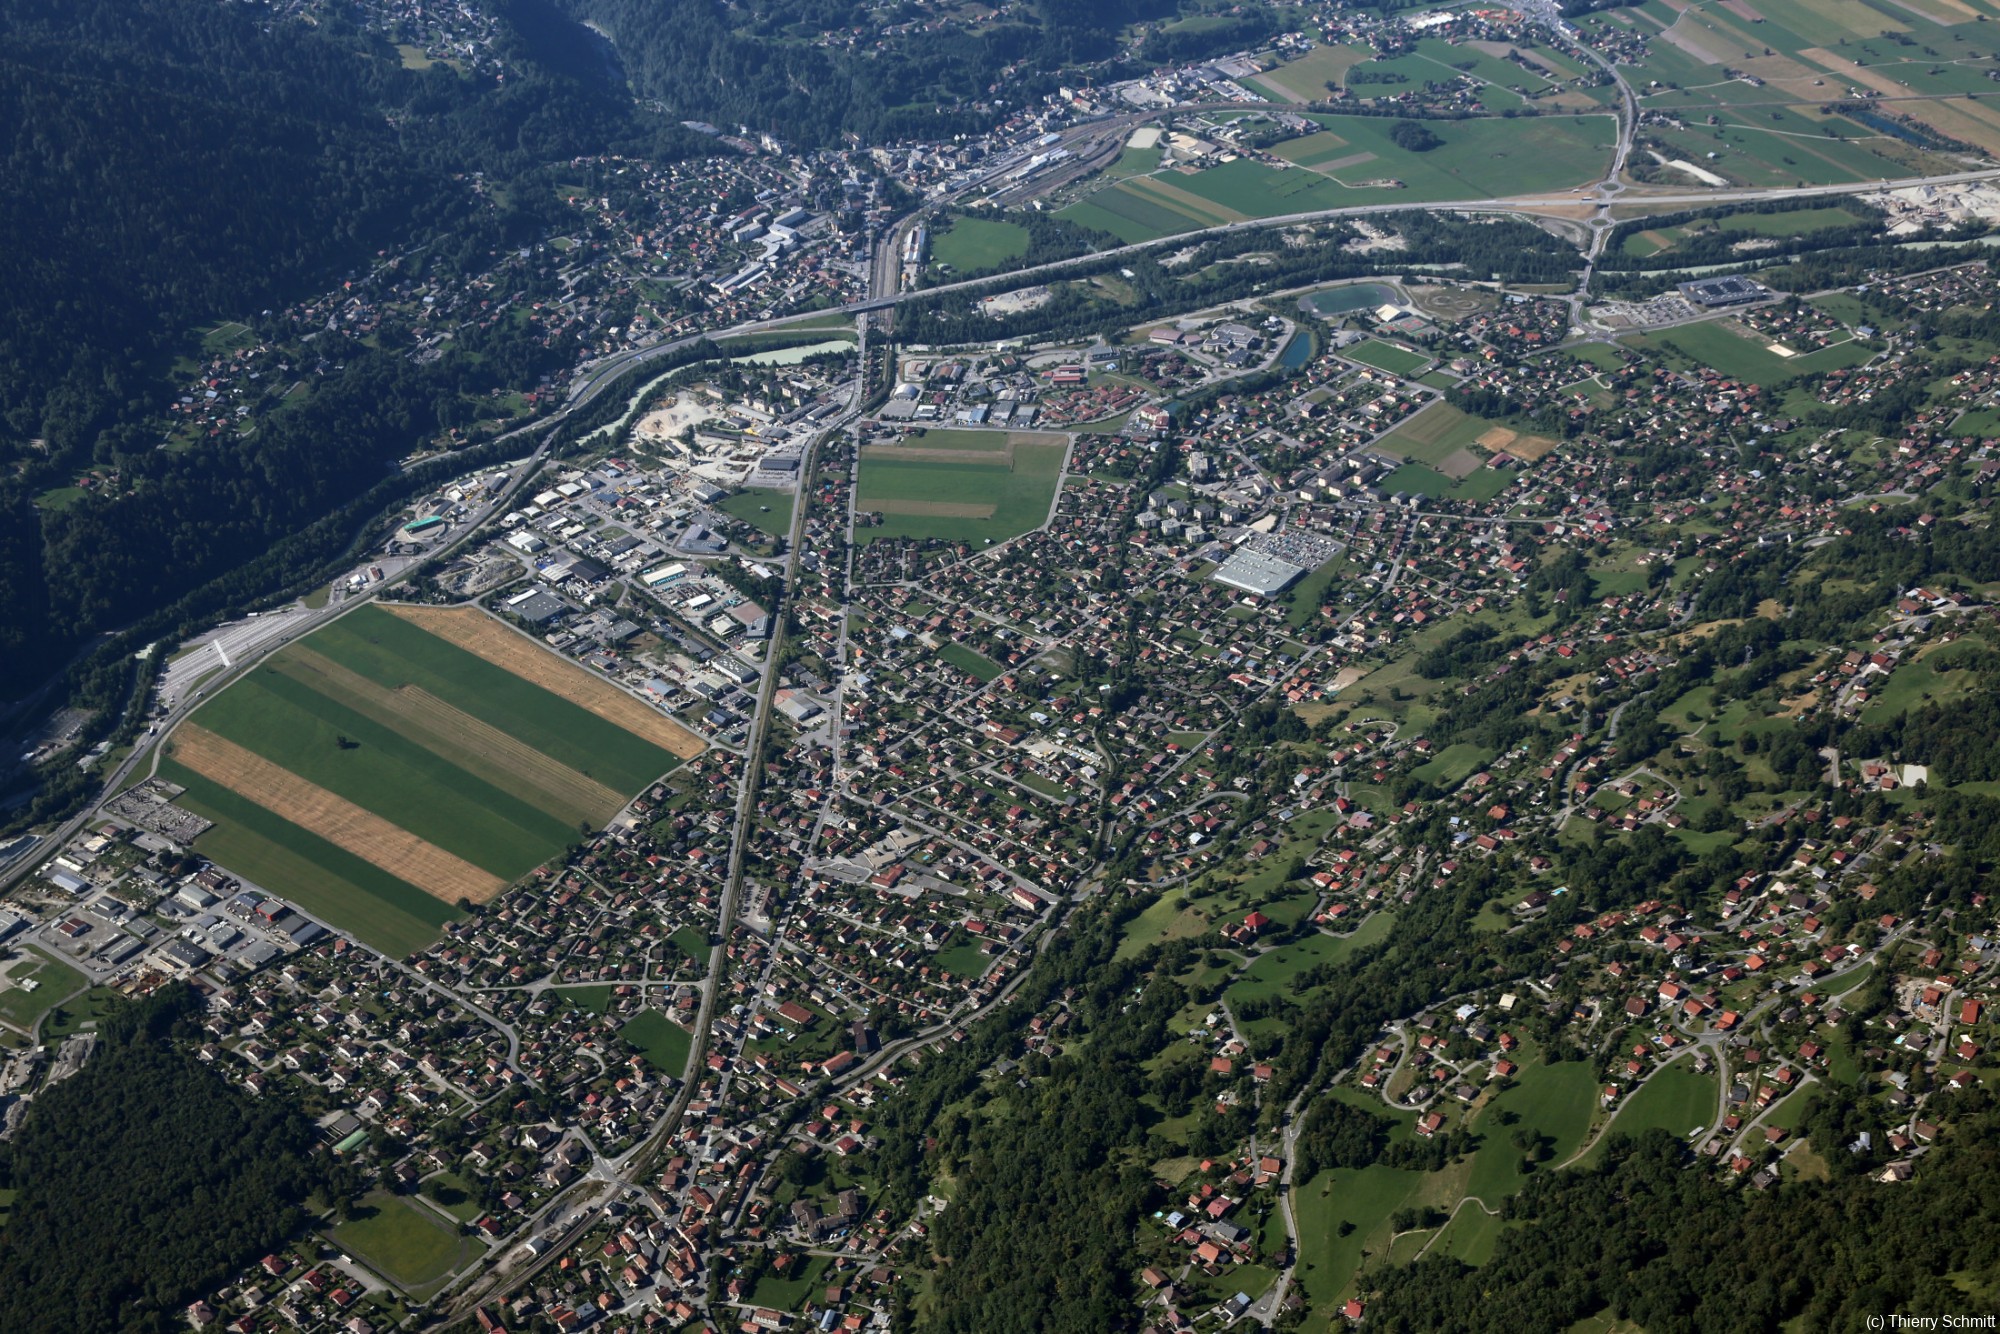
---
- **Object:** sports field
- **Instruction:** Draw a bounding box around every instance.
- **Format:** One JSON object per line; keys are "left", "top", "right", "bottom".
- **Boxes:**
{"left": 1345, "top": 339, "right": 1430, "bottom": 377}
{"left": 328, "top": 1191, "right": 482, "bottom": 1296}
{"left": 857, "top": 429, "right": 1068, "bottom": 545}
{"left": 164, "top": 603, "right": 697, "bottom": 956}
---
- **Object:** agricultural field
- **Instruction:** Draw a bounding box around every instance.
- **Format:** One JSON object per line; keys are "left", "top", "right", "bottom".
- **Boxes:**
{"left": 1374, "top": 402, "right": 1491, "bottom": 464}
{"left": 857, "top": 429, "right": 1069, "bottom": 545}
{"left": 1057, "top": 115, "right": 1615, "bottom": 242}
{"left": 929, "top": 215, "right": 1031, "bottom": 272}
{"left": 1346, "top": 38, "right": 1558, "bottom": 108}
{"left": 1619, "top": 205, "right": 1871, "bottom": 258}
{"left": 1623, "top": 317, "right": 1875, "bottom": 387}
{"left": 162, "top": 603, "right": 698, "bottom": 956}
{"left": 1579, "top": 0, "right": 2000, "bottom": 165}
{"left": 1248, "top": 43, "right": 1372, "bottom": 102}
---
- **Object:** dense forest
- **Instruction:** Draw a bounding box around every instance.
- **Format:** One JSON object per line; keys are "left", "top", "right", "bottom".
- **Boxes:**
{"left": 555, "top": 0, "right": 1257, "bottom": 146}
{"left": 1363, "top": 1112, "right": 2000, "bottom": 1332}
{"left": 0, "top": 985, "right": 338, "bottom": 1333}
{"left": 0, "top": 0, "right": 698, "bottom": 695}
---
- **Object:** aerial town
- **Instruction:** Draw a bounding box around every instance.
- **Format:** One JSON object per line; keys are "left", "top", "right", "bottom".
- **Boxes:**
{"left": 8, "top": 0, "right": 2000, "bottom": 1331}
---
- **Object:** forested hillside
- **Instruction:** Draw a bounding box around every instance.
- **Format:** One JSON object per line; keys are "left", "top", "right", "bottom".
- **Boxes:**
{"left": 1364, "top": 1114, "right": 2000, "bottom": 1332}
{"left": 0, "top": 0, "right": 691, "bottom": 693}
{"left": 556, "top": 0, "right": 1234, "bottom": 146}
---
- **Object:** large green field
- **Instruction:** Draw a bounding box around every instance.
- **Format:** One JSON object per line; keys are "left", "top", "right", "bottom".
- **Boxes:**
{"left": 717, "top": 486, "right": 795, "bottom": 538}
{"left": 188, "top": 671, "right": 577, "bottom": 878}
{"left": 1463, "top": 1060, "right": 1600, "bottom": 1203}
{"left": 930, "top": 215, "right": 1031, "bottom": 272}
{"left": 1345, "top": 339, "right": 1430, "bottom": 377}
{"left": 1380, "top": 462, "right": 1513, "bottom": 502}
{"left": 621, "top": 1009, "right": 694, "bottom": 1076}
{"left": 0, "top": 947, "right": 87, "bottom": 1033}
{"left": 1376, "top": 402, "right": 1491, "bottom": 465}
{"left": 857, "top": 431, "right": 1068, "bottom": 545}
{"left": 1057, "top": 115, "right": 1615, "bottom": 243}
{"left": 1620, "top": 205, "right": 1871, "bottom": 258}
{"left": 307, "top": 607, "right": 682, "bottom": 793}
{"left": 166, "top": 603, "right": 687, "bottom": 956}
{"left": 1580, "top": 1059, "right": 1719, "bottom": 1165}
{"left": 328, "top": 1191, "right": 482, "bottom": 1296}
{"left": 1624, "top": 319, "right": 1875, "bottom": 387}
{"left": 163, "top": 762, "right": 458, "bottom": 958}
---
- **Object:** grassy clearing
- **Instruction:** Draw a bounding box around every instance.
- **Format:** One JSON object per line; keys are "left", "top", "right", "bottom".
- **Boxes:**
{"left": 1412, "top": 742, "right": 1492, "bottom": 786}
{"left": 0, "top": 948, "right": 88, "bottom": 1032}
{"left": 1118, "top": 893, "right": 1212, "bottom": 960}
{"left": 1465, "top": 1060, "right": 1599, "bottom": 1204}
{"left": 934, "top": 942, "right": 993, "bottom": 979}
{"left": 1432, "top": 1204, "right": 1508, "bottom": 1264}
{"left": 717, "top": 487, "right": 795, "bottom": 538}
{"left": 44, "top": 987, "right": 123, "bottom": 1039}
{"left": 938, "top": 641, "right": 1004, "bottom": 681}
{"left": 1228, "top": 912, "right": 1396, "bottom": 1011}
{"left": 672, "top": 924, "right": 712, "bottom": 965}
{"left": 621, "top": 1009, "right": 693, "bottom": 1076}
{"left": 1293, "top": 1162, "right": 1430, "bottom": 1313}
{"left": 1860, "top": 640, "right": 1983, "bottom": 723}
{"left": 931, "top": 215, "right": 1032, "bottom": 272}
{"left": 1624, "top": 320, "right": 1874, "bottom": 387}
{"left": 1582, "top": 1059, "right": 1718, "bottom": 1165}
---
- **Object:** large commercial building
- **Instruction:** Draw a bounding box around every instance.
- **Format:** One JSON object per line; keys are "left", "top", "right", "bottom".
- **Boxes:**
{"left": 1677, "top": 275, "right": 1771, "bottom": 308}
{"left": 1212, "top": 547, "right": 1310, "bottom": 597}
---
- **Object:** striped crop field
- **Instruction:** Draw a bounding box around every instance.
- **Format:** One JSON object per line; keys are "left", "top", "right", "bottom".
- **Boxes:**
{"left": 160, "top": 603, "right": 698, "bottom": 956}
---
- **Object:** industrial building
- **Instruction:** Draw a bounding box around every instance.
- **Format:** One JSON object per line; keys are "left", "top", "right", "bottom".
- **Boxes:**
{"left": 1211, "top": 548, "right": 1310, "bottom": 597}
{"left": 1677, "top": 275, "right": 1771, "bottom": 308}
